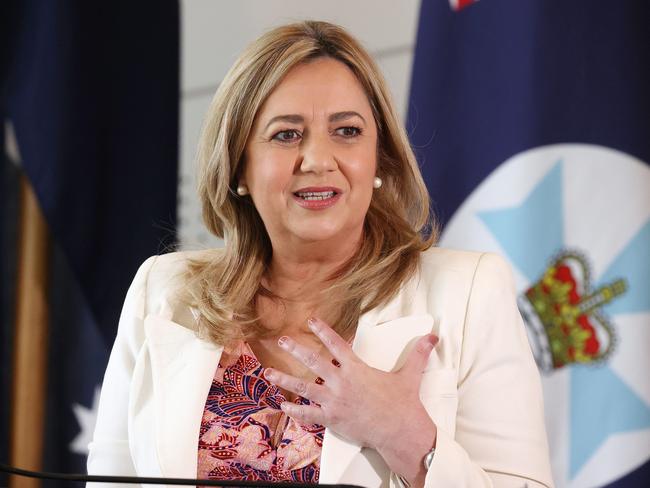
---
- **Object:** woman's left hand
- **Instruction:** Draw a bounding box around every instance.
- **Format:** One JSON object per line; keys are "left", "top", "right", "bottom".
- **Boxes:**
{"left": 263, "top": 316, "right": 438, "bottom": 484}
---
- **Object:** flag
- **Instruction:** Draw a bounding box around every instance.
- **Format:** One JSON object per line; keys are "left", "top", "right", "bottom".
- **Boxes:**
{"left": 408, "top": 1, "right": 650, "bottom": 487}
{"left": 0, "top": 125, "right": 20, "bottom": 488}
{"left": 3, "top": 0, "right": 179, "bottom": 478}
{"left": 1, "top": 2, "right": 20, "bottom": 480}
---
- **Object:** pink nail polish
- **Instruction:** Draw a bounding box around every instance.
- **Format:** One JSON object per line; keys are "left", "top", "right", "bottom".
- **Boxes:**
{"left": 307, "top": 317, "right": 318, "bottom": 329}
{"left": 278, "top": 336, "right": 289, "bottom": 346}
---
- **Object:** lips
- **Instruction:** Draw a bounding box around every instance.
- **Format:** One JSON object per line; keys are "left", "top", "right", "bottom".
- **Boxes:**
{"left": 293, "top": 186, "right": 341, "bottom": 199}
{"left": 294, "top": 190, "right": 336, "bottom": 200}
{"left": 292, "top": 186, "right": 342, "bottom": 209}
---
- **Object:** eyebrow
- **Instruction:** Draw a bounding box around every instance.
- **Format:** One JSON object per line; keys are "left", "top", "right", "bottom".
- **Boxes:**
{"left": 263, "top": 111, "right": 367, "bottom": 131}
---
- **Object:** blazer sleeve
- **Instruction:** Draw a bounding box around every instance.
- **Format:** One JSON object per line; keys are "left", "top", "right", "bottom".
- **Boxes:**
{"left": 86, "top": 255, "right": 158, "bottom": 485}
{"left": 424, "top": 253, "right": 554, "bottom": 488}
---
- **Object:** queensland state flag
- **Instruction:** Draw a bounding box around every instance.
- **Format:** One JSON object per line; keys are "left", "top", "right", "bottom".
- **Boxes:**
{"left": 408, "top": 1, "right": 650, "bottom": 487}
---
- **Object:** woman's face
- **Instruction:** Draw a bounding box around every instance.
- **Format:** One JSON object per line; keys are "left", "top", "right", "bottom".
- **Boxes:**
{"left": 242, "top": 57, "right": 378, "bottom": 249}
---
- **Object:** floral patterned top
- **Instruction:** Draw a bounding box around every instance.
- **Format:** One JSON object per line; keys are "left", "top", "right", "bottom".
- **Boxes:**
{"left": 197, "top": 341, "right": 325, "bottom": 483}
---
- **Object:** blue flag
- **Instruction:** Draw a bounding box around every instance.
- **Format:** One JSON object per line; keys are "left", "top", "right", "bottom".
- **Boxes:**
{"left": 4, "top": 0, "right": 179, "bottom": 477}
{"left": 408, "top": 1, "right": 650, "bottom": 486}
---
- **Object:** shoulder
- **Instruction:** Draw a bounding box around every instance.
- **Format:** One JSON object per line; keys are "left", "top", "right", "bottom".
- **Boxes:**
{"left": 418, "top": 247, "right": 483, "bottom": 274}
{"left": 365, "top": 248, "right": 515, "bottom": 325}
{"left": 413, "top": 247, "right": 517, "bottom": 311}
{"left": 145, "top": 248, "right": 221, "bottom": 282}
{"left": 419, "top": 247, "right": 513, "bottom": 279}
{"left": 132, "top": 248, "right": 225, "bottom": 319}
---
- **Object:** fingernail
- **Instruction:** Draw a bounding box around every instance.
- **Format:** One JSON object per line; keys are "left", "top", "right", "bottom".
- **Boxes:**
{"left": 331, "top": 358, "right": 341, "bottom": 367}
{"left": 278, "top": 336, "right": 289, "bottom": 347}
{"left": 307, "top": 317, "right": 318, "bottom": 329}
{"left": 418, "top": 335, "right": 437, "bottom": 352}
{"left": 264, "top": 368, "right": 275, "bottom": 380}
{"left": 427, "top": 334, "right": 439, "bottom": 347}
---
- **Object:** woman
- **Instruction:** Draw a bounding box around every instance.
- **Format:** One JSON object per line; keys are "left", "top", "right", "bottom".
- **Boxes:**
{"left": 88, "top": 21, "right": 553, "bottom": 488}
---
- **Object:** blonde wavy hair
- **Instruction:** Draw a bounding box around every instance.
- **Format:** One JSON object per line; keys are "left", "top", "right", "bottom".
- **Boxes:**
{"left": 186, "top": 20, "right": 437, "bottom": 345}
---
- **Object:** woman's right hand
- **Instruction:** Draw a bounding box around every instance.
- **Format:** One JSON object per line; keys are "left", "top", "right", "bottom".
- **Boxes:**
{"left": 264, "top": 317, "right": 439, "bottom": 487}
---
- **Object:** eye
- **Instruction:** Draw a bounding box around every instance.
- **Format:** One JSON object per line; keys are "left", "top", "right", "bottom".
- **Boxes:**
{"left": 272, "top": 129, "right": 301, "bottom": 143}
{"left": 335, "top": 126, "right": 362, "bottom": 138}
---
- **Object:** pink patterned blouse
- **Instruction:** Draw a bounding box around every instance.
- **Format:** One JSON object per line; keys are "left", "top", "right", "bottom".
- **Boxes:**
{"left": 197, "top": 342, "right": 325, "bottom": 484}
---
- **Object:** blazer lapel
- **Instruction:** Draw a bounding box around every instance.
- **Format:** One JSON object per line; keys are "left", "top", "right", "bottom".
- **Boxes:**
{"left": 319, "top": 312, "right": 435, "bottom": 484}
{"left": 355, "top": 314, "right": 435, "bottom": 370}
{"left": 144, "top": 314, "right": 223, "bottom": 479}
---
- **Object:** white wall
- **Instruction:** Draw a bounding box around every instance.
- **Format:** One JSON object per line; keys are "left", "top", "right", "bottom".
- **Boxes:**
{"left": 177, "top": 0, "right": 422, "bottom": 249}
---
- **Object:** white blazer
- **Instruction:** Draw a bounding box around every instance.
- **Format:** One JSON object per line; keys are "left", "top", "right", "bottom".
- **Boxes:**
{"left": 87, "top": 247, "right": 554, "bottom": 488}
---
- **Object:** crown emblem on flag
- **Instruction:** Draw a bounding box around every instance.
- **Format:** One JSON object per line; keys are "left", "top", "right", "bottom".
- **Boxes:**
{"left": 518, "top": 251, "right": 627, "bottom": 372}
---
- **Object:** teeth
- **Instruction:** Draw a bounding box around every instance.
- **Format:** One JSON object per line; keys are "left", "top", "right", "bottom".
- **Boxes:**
{"left": 296, "top": 191, "right": 335, "bottom": 200}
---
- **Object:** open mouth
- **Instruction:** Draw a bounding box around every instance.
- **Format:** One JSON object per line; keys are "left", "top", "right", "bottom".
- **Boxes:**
{"left": 293, "top": 190, "right": 338, "bottom": 200}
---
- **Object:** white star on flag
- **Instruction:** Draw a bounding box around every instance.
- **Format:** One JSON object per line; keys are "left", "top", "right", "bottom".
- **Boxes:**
{"left": 69, "top": 385, "right": 101, "bottom": 455}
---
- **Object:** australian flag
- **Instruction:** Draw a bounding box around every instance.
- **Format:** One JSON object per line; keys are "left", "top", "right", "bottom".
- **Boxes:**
{"left": 2, "top": 0, "right": 179, "bottom": 483}
{"left": 408, "top": 0, "right": 650, "bottom": 487}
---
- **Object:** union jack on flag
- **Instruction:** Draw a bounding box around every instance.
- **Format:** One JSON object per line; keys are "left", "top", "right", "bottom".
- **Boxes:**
{"left": 449, "top": 0, "right": 480, "bottom": 11}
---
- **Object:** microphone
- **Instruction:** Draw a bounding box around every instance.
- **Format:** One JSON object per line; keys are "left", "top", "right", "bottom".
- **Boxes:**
{"left": 0, "top": 462, "right": 364, "bottom": 487}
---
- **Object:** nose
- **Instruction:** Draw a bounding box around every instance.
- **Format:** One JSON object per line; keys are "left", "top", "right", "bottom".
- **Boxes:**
{"left": 298, "top": 133, "right": 337, "bottom": 174}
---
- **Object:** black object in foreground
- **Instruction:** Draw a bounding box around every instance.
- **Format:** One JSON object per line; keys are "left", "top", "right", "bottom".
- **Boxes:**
{"left": 0, "top": 462, "right": 365, "bottom": 487}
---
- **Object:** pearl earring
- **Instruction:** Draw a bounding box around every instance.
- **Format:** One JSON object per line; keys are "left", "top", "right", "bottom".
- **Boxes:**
{"left": 236, "top": 184, "right": 249, "bottom": 196}
{"left": 373, "top": 176, "right": 383, "bottom": 189}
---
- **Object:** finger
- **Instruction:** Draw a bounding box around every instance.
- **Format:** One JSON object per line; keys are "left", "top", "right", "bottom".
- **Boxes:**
{"left": 280, "top": 402, "right": 326, "bottom": 426}
{"left": 277, "top": 336, "right": 337, "bottom": 380}
{"left": 264, "top": 367, "right": 328, "bottom": 403}
{"left": 398, "top": 334, "right": 438, "bottom": 380}
{"left": 307, "top": 317, "right": 356, "bottom": 364}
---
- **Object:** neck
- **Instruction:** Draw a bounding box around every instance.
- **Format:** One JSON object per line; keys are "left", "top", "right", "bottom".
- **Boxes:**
{"left": 265, "top": 228, "right": 362, "bottom": 302}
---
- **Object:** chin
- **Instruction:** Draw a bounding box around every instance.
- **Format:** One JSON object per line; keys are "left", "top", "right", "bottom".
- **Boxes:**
{"left": 294, "top": 228, "right": 342, "bottom": 243}
{"left": 289, "top": 221, "right": 347, "bottom": 243}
